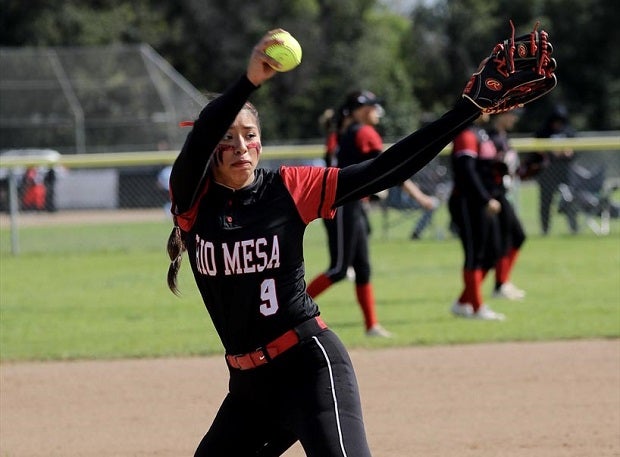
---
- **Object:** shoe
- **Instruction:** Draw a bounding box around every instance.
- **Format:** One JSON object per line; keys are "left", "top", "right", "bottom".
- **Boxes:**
{"left": 450, "top": 301, "right": 474, "bottom": 317}
{"left": 473, "top": 305, "right": 506, "bottom": 321}
{"left": 493, "top": 282, "right": 525, "bottom": 300}
{"left": 366, "top": 324, "right": 393, "bottom": 338}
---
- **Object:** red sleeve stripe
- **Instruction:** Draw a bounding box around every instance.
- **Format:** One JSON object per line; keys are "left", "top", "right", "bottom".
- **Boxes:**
{"left": 280, "top": 166, "right": 338, "bottom": 224}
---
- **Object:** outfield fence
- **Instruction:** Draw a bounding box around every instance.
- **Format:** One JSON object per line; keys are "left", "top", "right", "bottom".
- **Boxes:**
{"left": 1, "top": 135, "right": 619, "bottom": 255}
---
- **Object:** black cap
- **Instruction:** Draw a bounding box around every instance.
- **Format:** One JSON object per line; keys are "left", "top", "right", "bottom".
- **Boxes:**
{"left": 343, "top": 90, "right": 384, "bottom": 112}
{"left": 549, "top": 104, "right": 569, "bottom": 122}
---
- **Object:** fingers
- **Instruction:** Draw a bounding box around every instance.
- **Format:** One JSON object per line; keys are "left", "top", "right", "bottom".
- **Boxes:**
{"left": 256, "top": 29, "right": 289, "bottom": 62}
{"left": 486, "top": 199, "right": 501, "bottom": 215}
{"left": 246, "top": 30, "right": 288, "bottom": 86}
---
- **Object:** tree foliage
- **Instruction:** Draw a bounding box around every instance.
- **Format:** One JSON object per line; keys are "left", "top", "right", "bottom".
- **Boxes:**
{"left": 1, "top": 0, "right": 618, "bottom": 144}
{"left": 404, "top": 0, "right": 620, "bottom": 131}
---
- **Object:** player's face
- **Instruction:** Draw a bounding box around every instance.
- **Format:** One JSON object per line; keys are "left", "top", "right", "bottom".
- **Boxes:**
{"left": 354, "top": 105, "right": 383, "bottom": 126}
{"left": 502, "top": 112, "right": 519, "bottom": 130}
{"left": 211, "top": 110, "right": 262, "bottom": 189}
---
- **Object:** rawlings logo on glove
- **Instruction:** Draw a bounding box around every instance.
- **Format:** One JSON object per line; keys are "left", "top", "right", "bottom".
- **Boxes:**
{"left": 484, "top": 79, "right": 502, "bottom": 91}
{"left": 463, "top": 21, "right": 557, "bottom": 114}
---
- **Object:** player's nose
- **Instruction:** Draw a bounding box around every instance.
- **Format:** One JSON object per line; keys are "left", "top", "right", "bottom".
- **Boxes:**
{"left": 233, "top": 136, "right": 248, "bottom": 155}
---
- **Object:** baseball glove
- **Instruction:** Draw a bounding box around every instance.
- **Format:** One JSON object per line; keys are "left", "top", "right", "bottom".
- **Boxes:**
{"left": 463, "top": 21, "right": 557, "bottom": 114}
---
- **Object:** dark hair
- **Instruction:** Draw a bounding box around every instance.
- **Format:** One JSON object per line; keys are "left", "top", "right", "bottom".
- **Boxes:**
{"left": 549, "top": 104, "right": 569, "bottom": 122}
{"left": 342, "top": 90, "right": 383, "bottom": 115}
{"left": 241, "top": 101, "right": 260, "bottom": 131}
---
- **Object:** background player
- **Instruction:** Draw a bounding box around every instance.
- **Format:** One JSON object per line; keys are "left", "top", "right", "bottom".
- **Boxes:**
{"left": 534, "top": 105, "right": 578, "bottom": 235}
{"left": 488, "top": 110, "right": 527, "bottom": 300}
{"left": 448, "top": 114, "right": 506, "bottom": 320}
{"left": 306, "top": 90, "right": 392, "bottom": 337}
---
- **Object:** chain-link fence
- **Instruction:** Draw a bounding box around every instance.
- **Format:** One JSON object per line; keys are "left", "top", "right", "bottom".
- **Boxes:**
{"left": 379, "top": 141, "right": 620, "bottom": 240}
{"left": 1, "top": 45, "right": 618, "bottom": 254}
{"left": 1, "top": 137, "right": 619, "bottom": 255}
{"left": 0, "top": 44, "right": 207, "bottom": 154}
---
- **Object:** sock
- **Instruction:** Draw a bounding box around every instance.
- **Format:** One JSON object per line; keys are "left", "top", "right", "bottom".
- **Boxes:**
{"left": 355, "top": 283, "right": 378, "bottom": 330}
{"left": 495, "top": 248, "right": 520, "bottom": 289}
{"left": 306, "top": 273, "right": 333, "bottom": 299}
{"left": 464, "top": 269, "right": 484, "bottom": 311}
{"left": 506, "top": 248, "right": 520, "bottom": 279}
{"left": 458, "top": 269, "right": 470, "bottom": 304}
{"left": 495, "top": 256, "right": 510, "bottom": 289}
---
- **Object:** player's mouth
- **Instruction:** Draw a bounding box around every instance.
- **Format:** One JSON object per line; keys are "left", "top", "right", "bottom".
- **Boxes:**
{"left": 231, "top": 160, "right": 252, "bottom": 168}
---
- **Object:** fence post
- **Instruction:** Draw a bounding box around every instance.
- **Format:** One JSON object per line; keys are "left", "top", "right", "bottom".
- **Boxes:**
{"left": 7, "top": 169, "right": 19, "bottom": 255}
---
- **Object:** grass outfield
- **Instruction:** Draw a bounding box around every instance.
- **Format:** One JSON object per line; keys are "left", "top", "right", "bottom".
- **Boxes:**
{"left": 1, "top": 186, "right": 619, "bottom": 361}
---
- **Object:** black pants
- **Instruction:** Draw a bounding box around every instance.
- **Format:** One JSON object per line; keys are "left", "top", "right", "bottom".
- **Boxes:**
{"left": 537, "top": 162, "right": 578, "bottom": 234}
{"left": 496, "top": 194, "right": 526, "bottom": 256}
{"left": 194, "top": 329, "right": 372, "bottom": 457}
{"left": 449, "top": 194, "right": 501, "bottom": 271}
{"left": 323, "top": 200, "right": 371, "bottom": 284}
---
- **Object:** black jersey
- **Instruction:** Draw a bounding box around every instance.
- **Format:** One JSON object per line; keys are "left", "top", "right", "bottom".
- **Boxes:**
{"left": 337, "top": 123, "right": 382, "bottom": 168}
{"left": 180, "top": 166, "right": 338, "bottom": 355}
{"left": 451, "top": 125, "right": 504, "bottom": 201}
{"left": 170, "top": 73, "right": 480, "bottom": 354}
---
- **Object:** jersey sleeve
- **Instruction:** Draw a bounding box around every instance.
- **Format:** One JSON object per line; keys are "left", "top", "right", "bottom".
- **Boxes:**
{"left": 173, "top": 178, "right": 211, "bottom": 232}
{"left": 355, "top": 125, "right": 383, "bottom": 154}
{"left": 280, "top": 166, "right": 339, "bottom": 224}
{"left": 325, "top": 131, "right": 338, "bottom": 155}
{"left": 452, "top": 129, "right": 479, "bottom": 159}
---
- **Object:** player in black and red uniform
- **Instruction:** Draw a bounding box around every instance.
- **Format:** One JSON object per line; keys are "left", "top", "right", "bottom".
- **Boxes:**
{"left": 488, "top": 111, "right": 527, "bottom": 300}
{"left": 306, "top": 91, "right": 392, "bottom": 337}
{"left": 165, "top": 27, "right": 555, "bottom": 456}
{"left": 448, "top": 115, "right": 507, "bottom": 320}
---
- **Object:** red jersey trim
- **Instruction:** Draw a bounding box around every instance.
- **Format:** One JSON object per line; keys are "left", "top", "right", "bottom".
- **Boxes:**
{"left": 172, "top": 179, "right": 210, "bottom": 233}
{"left": 280, "top": 166, "right": 338, "bottom": 224}
{"left": 355, "top": 124, "right": 383, "bottom": 154}
{"left": 452, "top": 129, "right": 479, "bottom": 158}
{"left": 325, "top": 131, "right": 338, "bottom": 155}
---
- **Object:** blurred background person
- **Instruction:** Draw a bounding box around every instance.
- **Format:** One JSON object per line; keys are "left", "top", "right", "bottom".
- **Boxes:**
{"left": 522, "top": 104, "right": 578, "bottom": 235}
{"left": 448, "top": 114, "right": 505, "bottom": 321}
{"left": 488, "top": 110, "right": 527, "bottom": 300}
{"left": 20, "top": 166, "right": 47, "bottom": 211}
{"left": 307, "top": 90, "right": 392, "bottom": 337}
{"left": 402, "top": 179, "right": 440, "bottom": 239}
{"left": 157, "top": 165, "right": 173, "bottom": 218}
{"left": 318, "top": 108, "right": 340, "bottom": 167}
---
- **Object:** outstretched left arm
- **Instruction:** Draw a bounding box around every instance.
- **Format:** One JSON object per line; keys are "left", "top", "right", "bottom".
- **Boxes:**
{"left": 334, "top": 99, "right": 479, "bottom": 207}
{"left": 335, "top": 21, "right": 557, "bottom": 207}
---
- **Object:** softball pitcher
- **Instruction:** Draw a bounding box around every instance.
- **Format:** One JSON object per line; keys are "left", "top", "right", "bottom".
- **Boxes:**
{"left": 165, "top": 25, "right": 556, "bottom": 456}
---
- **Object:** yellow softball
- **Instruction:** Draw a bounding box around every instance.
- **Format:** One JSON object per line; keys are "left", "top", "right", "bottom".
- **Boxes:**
{"left": 265, "top": 31, "right": 302, "bottom": 72}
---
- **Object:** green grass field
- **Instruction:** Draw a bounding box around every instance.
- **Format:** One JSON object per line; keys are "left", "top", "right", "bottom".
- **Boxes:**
{"left": 1, "top": 184, "right": 619, "bottom": 362}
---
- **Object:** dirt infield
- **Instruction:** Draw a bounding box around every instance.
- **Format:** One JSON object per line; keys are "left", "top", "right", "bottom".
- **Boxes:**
{"left": 1, "top": 339, "right": 618, "bottom": 457}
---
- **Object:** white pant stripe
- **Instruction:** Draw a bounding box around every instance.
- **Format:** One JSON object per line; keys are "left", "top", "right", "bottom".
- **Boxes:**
{"left": 312, "top": 335, "right": 348, "bottom": 457}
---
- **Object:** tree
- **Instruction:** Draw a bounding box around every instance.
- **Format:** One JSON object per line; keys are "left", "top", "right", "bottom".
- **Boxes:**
{"left": 2, "top": 0, "right": 616, "bottom": 144}
{"left": 404, "top": 0, "right": 619, "bottom": 131}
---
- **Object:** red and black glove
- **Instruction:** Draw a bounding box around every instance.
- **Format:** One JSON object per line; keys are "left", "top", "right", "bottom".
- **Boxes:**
{"left": 463, "top": 21, "right": 557, "bottom": 114}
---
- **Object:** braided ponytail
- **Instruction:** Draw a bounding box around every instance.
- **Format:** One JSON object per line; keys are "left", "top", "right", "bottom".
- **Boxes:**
{"left": 167, "top": 225, "right": 186, "bottom": 295}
